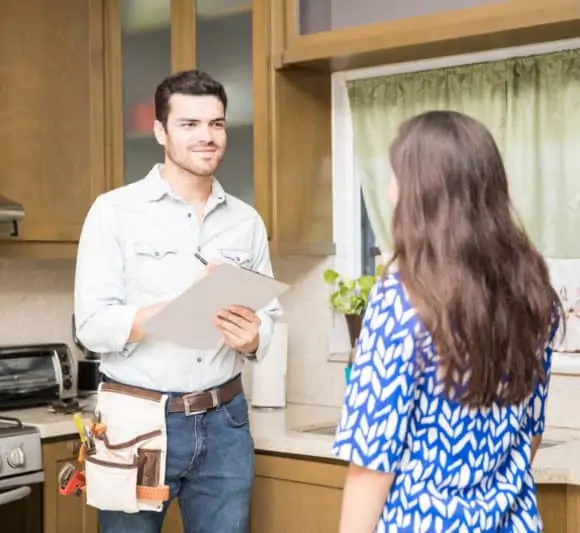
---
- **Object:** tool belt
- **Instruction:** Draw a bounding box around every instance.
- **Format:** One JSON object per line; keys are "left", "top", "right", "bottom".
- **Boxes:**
{"left": 79, "top": 375, "right": 243, "bottom": 514}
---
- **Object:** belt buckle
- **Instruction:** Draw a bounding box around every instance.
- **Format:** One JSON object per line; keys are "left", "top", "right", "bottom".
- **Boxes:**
{"left": 183, "top": 389, "right": 219, "bottom": 417}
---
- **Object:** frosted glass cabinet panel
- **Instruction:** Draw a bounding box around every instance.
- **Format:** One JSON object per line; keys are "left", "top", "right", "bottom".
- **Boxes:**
{"left": 121, "top": 0, "right": 170, "bottom": 183}
{"left": 297, "top": 0, "right": 502, "bottom": 35}
{"left": 196, "top": 1, "right": 254, "bottom": 206}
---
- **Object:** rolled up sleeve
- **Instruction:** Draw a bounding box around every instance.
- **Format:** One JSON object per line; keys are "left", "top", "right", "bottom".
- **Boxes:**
{"left": 74, "top": 196, "right": 138, "bottom": 355}
{"left": 250, "top": 215, "right": 282, "bottom": 362}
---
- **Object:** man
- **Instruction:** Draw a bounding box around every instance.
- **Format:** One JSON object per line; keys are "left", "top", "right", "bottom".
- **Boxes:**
{"left": 74, "top": 69, "right": 281, "bottom": 533}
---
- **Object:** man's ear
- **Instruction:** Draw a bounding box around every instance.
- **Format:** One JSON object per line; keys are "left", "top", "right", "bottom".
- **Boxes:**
{"left": 153, "top": 120, "right": 167, "bottom": 147}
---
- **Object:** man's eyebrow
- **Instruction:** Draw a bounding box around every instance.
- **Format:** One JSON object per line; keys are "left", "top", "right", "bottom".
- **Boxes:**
{"left": 177, "top": 117, "right": 226, "bottom": 123}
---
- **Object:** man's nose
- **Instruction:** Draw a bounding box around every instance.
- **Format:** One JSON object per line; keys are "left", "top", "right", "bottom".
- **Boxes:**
{"left": 195, "top": 124, "right": 213, "bottom": 143}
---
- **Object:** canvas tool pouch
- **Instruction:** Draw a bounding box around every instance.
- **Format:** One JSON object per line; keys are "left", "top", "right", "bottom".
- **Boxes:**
{"left": 84, "top": 382, "right": 169, "bottom": 513}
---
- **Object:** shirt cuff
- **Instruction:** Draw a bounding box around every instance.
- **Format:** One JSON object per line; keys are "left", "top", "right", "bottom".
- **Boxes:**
{"left": 76, "top": 304, "right": 139, "bottom": 355}
{"left": 250, "top": 311, "right": 275, "bottom": 362}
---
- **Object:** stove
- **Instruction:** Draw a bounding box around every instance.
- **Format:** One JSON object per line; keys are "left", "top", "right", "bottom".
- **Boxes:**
{"left": 0, "top": 416, "right": 43, "bottom": 490}
{"left": 0, "top": 416, "right": 43, "bottom": 533}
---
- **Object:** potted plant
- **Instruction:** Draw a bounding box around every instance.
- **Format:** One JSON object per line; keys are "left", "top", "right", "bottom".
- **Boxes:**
{"left": 323, "top": 265, "right": 384, "bottom": 383}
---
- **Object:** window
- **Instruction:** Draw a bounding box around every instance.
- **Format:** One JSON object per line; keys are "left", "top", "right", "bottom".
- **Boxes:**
{"left": 331, "top": 37, "right": 580, "bottom": 278}
{"left": 360, "top": 194, "right": 379, "bottom": 275}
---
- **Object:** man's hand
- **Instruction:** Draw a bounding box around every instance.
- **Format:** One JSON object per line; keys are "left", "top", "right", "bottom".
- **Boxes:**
{"left": 129, "top": 300, "right": 170, "bottom": 342}
{"left": 215, "top": 306, "right": 261, "bottom": 353}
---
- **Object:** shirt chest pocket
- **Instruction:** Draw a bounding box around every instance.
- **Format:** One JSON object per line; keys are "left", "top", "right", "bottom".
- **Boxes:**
{"left": 218, "top": 248, "right": 252, "bottom": 268}
{"left": 131, "top": 241, "right": 183, "bottom": 297}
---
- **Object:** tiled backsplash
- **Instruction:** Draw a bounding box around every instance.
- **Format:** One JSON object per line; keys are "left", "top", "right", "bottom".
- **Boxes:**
{"left": 0, "top": 259, "right": 78, "bottom": 349}
{"left": 0, "top": 257, "right": 347, "bottom": 408}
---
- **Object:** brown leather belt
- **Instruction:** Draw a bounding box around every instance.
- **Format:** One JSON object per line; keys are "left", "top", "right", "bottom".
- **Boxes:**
{"left": 100, "top": 374, "right": 243, "bottom": 416}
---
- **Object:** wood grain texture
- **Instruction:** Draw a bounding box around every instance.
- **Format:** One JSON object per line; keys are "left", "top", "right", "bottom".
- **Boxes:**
{"left": 280, "top": 0, "right": 580, "bottom": 70}
{"left": 0, "top": 0, "right": 105, "bottom": 242}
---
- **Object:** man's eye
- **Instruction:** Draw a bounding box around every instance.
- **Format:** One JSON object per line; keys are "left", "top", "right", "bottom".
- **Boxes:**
{"left": 213, "top": 122, "right": 225, "bottom": 129}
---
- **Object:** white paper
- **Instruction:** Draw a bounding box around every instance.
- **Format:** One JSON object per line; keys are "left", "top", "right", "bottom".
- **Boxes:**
{"left": 141, "top": 263, "right": 289, "bottom": 350}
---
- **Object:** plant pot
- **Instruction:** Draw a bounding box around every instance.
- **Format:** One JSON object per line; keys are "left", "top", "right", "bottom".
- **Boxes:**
{"left": 345, "top": 313, "right": 363, "bottom": 348}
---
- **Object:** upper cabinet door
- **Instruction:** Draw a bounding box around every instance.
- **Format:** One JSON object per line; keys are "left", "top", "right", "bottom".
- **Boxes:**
{"left": 294, "top": 0, "right": 502, "bottom": 35}
{"left": 0, "top": 0, "right": 105, "bottom": 244}
{"left": 195, "top": 0, "right": 254, "bottom": 207}
{"left": 280, "top": 0, "right": 580, "bottom": 69}
{"left": 120, "top": 0, "right": 171, "bottom": 183}
{"left": 105, "top": 0, "right": 195, "bottom": 188}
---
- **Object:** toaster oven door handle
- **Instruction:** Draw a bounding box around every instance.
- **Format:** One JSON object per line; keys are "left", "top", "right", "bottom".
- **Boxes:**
{"left": 0, "top": 486, "right": 31, "bottom": 507}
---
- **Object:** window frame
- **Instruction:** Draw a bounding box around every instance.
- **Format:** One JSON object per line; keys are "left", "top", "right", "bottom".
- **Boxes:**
{"left": 330, "top": 37, "right": 580, "bottom": 279}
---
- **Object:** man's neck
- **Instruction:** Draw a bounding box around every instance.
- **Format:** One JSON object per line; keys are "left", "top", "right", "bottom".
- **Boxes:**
{"left": 161, "top": 162, "right": 213, "bottom": 205}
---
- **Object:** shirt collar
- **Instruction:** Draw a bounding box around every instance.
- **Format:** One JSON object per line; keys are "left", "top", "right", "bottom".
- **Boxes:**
{"left": 145, "top": 164, "right": 227, "bottom": 207}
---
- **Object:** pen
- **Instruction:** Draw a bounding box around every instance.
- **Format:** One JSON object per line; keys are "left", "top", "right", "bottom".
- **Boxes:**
{"left": 194, "top": 252, "right": 208, "bottom": 266}
{"left": 195, "top": 251, "right": 271, "bottom": 279}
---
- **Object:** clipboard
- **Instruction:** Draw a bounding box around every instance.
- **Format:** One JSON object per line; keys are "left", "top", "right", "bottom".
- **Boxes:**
{"left": 141, "top": 262, "right": 289, "bottom": 350}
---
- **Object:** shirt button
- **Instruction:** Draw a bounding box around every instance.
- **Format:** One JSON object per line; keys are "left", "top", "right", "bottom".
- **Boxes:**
{"left": 197, "top": 357, "right": 202, "bottom": 363}
{"left": 187, "top": 212, "right": 192, "bottom": 218}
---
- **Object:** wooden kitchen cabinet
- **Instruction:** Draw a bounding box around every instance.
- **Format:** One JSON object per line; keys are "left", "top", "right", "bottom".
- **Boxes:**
{"left": 104, "top": 0, "right": 333, "bottom": 257}
{"left": 275, "top": 0, "right": 580, "bottom": 70}
{"left": 0, "top": 0, "right": 334, "bottom": 259}
{"left": 0, "top": 0, "right": 106, "bottom": 259}
{"left": 537, "top": 485, "right": 580, "bottom": 533}
{"left": 43, "top": 437, "right": 98, "bottom": 533}
{"left": 249, "top": 452, "right": 580, "bottom": 533}
{"left": 40, "top": 442, "right": 580, "bottom": 532}
{"left": 250, "top": 453, "right": 345, "bottom": 533}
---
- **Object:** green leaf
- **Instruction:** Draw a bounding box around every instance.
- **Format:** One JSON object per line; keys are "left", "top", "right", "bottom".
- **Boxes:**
{"left": 323, "top": 269, "right": 339, "bottom": 285}
{"left": 323, "top": 265, "right": 385, "bottom": 315}
{"left": 358, "top": 275, "right": 376, "bottom": 292}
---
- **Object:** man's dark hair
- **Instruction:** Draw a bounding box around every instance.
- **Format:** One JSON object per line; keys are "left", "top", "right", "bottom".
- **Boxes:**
{"left": 154, "top": 69, "right": 228, "bottom": 128}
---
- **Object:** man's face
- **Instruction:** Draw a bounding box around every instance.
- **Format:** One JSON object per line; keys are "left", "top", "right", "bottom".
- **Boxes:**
{"left": 154, "top": 93, "right": 227, "bottom": 178}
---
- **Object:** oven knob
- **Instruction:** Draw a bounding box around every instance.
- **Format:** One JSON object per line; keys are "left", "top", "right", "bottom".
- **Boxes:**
{"left": 7, "top": 447, "right": 25, "bottom": 469}
{"left": 63, "top": 378, "right": 72, "bottom": 389}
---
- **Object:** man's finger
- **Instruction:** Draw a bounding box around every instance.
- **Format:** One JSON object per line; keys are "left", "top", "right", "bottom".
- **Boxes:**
{"left": 216, "top": 310, "right": 246, "bottom": 328}
{"left": 215, "top": 316, "right": 241, "bottom": 334}
{"left": 228, "top": 305, "right": 258, "bottom": 322}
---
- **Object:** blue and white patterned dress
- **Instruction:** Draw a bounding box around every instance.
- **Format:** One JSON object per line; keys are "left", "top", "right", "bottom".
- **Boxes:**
{"left": 332, "top": 272, "right": 556, "bottom": 533}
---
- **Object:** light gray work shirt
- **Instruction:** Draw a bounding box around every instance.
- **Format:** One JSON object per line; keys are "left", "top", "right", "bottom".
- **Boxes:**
{"left": 74, "top": 164, "right": 282, "bottom": 392}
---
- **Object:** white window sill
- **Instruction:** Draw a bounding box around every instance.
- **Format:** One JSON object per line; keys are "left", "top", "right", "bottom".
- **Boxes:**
{"left": 552, "top": 352, "right": 580, "bottom": 376}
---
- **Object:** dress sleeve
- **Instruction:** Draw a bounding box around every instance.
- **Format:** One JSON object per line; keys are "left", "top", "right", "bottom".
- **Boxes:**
{"left": 331, "top": 275, "right": 418, "bottom": 473}
{"left": 529, "top": 314, "right": 560, "bottom": 435}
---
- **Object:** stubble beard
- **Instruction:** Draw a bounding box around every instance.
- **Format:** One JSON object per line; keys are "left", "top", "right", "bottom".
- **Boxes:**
{"left": 167, "top": 147, "right": 224, "bottom": 179}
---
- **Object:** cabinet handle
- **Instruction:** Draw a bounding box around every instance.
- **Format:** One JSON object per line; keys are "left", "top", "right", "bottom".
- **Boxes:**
{"left": 68, "top": 440, "right": 81, "bottom": 456}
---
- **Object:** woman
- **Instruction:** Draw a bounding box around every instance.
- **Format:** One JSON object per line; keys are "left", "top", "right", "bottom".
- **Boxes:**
{"left": 332, "top": 110, "right": 563, "bottom": 533}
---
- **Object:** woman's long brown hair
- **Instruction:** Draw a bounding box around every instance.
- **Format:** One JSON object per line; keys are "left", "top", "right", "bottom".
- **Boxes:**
{"left": 388, "top": 110, "right": 563, "bottom": 408}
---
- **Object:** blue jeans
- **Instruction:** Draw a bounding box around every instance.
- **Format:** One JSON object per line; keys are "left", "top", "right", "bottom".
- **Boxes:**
{"left": 98, "top": 386, "right": 254, "bottom": 533}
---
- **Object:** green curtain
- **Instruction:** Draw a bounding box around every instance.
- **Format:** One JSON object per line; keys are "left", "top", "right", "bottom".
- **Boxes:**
{"left": 348, "top": 49, "right": 580, "bottom": 258}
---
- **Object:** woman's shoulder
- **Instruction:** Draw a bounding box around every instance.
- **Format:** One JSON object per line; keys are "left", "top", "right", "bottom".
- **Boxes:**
{"left": 370, "top": 271, "right": 411, "bottom": 310}
{"left": 367, "top": 272, "right": 419, "bottom": 334}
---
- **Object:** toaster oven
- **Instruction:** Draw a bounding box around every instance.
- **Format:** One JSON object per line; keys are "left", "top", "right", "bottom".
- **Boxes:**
{"left": 0, "top": 343, "right": 77, "bottom": 410}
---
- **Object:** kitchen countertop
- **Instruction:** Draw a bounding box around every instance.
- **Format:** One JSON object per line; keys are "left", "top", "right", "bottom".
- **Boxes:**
{"left": 4, "top": 398, "right": 580, "bottom": 486}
